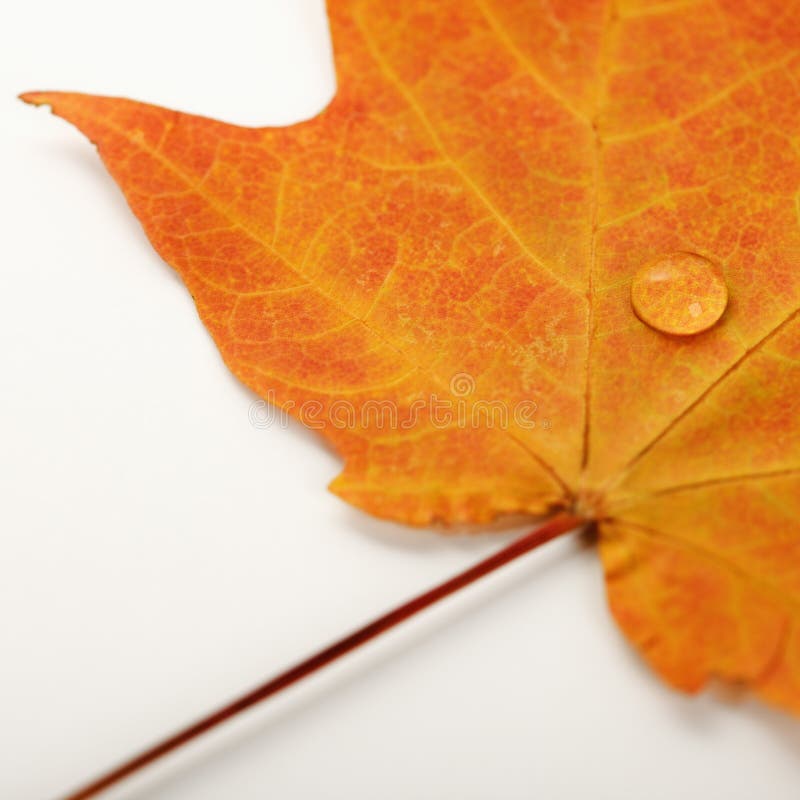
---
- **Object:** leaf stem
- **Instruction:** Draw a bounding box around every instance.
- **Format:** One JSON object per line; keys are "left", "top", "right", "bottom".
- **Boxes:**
{"left": 59, "top": 512, "right": 584, "bottom": 800}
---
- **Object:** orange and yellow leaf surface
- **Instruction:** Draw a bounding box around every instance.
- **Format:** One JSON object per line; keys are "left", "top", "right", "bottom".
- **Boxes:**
{"left": 23, "top": 0, "right": 800, "bottom": 713}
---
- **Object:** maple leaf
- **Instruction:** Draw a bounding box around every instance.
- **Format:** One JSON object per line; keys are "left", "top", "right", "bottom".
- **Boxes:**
{"left": 22, "top": 0, "right": 800, "bottom": 716}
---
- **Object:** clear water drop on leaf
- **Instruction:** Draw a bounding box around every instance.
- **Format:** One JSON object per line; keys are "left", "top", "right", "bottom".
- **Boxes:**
{"left": 631, "top": 252, "right": 728, "bottom": 336}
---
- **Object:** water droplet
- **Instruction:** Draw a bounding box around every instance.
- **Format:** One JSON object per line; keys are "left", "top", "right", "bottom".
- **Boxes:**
{"left": 630, "top": 252, "right": 728, "bottom": 336}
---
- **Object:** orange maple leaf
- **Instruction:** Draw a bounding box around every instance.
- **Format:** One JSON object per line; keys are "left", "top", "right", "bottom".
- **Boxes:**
{"left": 22, "top": 0, "right": 800, "bottom": 715}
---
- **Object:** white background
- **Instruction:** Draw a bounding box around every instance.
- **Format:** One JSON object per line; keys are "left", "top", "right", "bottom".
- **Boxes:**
{"left": 3, "top": 2, "right": 800, "bottom": 798}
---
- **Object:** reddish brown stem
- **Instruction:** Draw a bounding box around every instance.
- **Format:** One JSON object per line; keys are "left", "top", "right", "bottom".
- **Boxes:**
{"left": 60, "top": 512, "right": 583, "bottom": 800}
